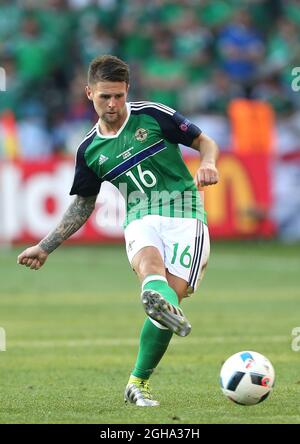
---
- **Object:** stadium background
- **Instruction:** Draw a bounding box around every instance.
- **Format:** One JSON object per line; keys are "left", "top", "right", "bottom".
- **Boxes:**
{"left": 0, "top": 0, "right": 300, "bottom": 425}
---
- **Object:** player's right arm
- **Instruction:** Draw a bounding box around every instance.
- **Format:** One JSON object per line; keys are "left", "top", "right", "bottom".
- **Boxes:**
{"left": 17, "top": 194, "right": 97, "bottom": 270}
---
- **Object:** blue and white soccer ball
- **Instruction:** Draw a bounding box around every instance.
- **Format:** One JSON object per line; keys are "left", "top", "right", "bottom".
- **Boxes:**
{"left": 220, "top": 351, "right": 275, "bottom": 405}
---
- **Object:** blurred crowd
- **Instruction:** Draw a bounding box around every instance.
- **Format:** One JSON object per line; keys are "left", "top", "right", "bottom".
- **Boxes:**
{"left": 0, "top": 0, "right": 300, "bottom": 158}
{"left": 1, "top": 0, "right": 300, "bottom": 240}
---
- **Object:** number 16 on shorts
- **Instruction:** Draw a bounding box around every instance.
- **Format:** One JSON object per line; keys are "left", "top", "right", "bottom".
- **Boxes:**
{"left": 171, "top": 243, "right": 192, "bottom": 268}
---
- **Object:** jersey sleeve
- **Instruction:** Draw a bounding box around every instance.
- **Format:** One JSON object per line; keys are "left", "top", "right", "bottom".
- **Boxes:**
{"left": 69, "top": 143, "right": 102, "bottom": 197}
{"left": 156, "top": 108, "right": 202, "bottom": 146}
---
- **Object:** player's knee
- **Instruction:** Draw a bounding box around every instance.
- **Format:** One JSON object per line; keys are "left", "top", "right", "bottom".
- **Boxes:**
{"left": 132, "top": 248, "right": 165, "bottom": 281}
{"left": 138, "top": 260, "right": 165, "bottom": 281}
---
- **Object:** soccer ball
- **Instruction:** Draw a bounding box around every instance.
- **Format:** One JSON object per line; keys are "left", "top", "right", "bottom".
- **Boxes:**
{"left": 220, "top": 351, "right": 275, "bottom": 405}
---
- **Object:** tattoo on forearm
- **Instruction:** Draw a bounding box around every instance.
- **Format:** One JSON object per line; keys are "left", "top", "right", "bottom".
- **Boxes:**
{"left": 39, "top": 195, "right": 96, "bottom": 254}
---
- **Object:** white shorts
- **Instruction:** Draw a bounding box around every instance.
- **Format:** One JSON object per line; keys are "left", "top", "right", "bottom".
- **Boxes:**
{"left": 124, "top": 215, "right": 210, "bottom": 296}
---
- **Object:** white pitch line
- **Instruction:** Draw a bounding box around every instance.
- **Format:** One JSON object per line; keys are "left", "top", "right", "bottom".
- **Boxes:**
{"left": 6, "top": 335, "right": 289, "bottom": 349}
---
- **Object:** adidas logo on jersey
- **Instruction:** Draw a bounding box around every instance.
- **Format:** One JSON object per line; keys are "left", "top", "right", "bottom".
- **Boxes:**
{"left": 98, "top": 154, "right": 109, "bottom": 165}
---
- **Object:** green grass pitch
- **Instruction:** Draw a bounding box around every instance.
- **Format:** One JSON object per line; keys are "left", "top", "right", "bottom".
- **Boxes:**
{"left": 0, "top": 241, "right": 300, "bottom": 424}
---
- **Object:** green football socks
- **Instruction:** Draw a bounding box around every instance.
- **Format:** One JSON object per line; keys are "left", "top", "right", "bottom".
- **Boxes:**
{"left": 131, "top": 275, "right": 177, "bottom": 380}
{"left": 131, "top": 317, "right": 173, "bottom": 379}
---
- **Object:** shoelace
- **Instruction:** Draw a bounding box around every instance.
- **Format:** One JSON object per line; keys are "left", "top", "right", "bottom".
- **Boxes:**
{"left": 138, "top": 381, "right": 152, "bottom": 400}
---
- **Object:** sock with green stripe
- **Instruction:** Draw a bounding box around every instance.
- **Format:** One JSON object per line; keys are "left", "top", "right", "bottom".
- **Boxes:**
{"left": 142, "top": 274, "right": 179, "bottom": 307}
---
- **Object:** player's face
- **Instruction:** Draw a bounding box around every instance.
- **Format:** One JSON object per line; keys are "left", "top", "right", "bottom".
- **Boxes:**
{"left": 86, "top": 81, "right": 129, "bottom": 127}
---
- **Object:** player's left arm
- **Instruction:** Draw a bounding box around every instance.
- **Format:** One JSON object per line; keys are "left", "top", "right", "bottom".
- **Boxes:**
{"left": 150, "top": 107, "right": 219, "bottom": 187}
{"left": 190, "top": 132, "right": 219, "bottom": 188}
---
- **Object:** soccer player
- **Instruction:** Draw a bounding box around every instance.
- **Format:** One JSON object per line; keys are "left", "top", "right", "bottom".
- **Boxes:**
{"left": 17, "top": 55, "right": 219, "bottom": 407}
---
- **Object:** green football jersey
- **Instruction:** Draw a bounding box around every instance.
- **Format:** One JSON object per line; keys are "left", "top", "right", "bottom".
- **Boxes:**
{"left": 70, "top": 101, "right": 207, "bottom": 227}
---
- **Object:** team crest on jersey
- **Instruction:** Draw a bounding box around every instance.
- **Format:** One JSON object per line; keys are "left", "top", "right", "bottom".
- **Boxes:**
{"left": 98, "top": 154, "right": 109, "bottom": 165}
{"left": 135, "top": 128, "right": 148, "bottom": 142}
